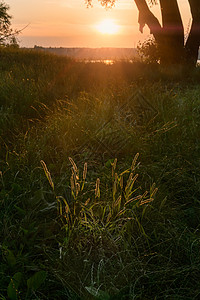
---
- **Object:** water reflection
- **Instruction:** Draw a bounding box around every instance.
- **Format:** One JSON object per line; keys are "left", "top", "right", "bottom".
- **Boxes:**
{"left": 81, "top": 59, "right": 200, "bottom": 66}
{"left": 82, "top": 59, "right": 136, "bottom": 65}
{"left": 82, "top": 59, "right": 114, "bottom": 65}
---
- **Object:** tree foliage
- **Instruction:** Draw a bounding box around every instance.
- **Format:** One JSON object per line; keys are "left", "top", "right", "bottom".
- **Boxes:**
{"left": 0, "top": 1, "right": 18, "bottom": 46}
{"left": 85, "top": 0, "right": 116, "bottom": 8}
{"left": 137, "top": 37, "right": 160, "bottom": 64}
{"left": 86, "top": 0, "right": 157, "bottom": 8}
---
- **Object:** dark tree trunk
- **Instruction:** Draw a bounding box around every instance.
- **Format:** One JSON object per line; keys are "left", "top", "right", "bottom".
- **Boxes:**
{"left": 159, "top": 0, "right": 184, "bottom": 64}
{"left": 185, "top": 0, "right": 200, "bottom": 66}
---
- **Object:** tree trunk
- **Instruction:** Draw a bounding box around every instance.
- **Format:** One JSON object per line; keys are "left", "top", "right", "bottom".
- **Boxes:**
{"left": 159, "top": 0, "right": 184, "bottom": 64}
{"left": 185, "top": 0, "right": 200, "bottom": 66}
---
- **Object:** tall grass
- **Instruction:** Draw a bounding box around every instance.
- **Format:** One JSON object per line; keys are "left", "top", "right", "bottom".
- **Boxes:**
{"left": 1, "top": 47, "right": 200, "bottom": 299}
{"left": 41, "top": 155, "right": 157, "bottom": 244}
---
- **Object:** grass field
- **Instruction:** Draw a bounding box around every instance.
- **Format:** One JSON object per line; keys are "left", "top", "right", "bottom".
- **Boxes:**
{"left": 1, "top": 47, "right": 200, "bottom": 299}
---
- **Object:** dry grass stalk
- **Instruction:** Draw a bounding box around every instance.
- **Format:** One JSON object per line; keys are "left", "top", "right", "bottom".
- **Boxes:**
{"left": 140, "top": 198, "right": 154, "bottom": 205}
{"left": 120, "top": 176, "right": 123, "bottom": 189}
{"left": 113, "top": 172, "right": 118, "bottom": 198}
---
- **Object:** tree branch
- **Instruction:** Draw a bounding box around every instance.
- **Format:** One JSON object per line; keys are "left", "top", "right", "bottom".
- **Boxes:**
{"left": 134, "top": 0, "right": 162, "bottom": 41}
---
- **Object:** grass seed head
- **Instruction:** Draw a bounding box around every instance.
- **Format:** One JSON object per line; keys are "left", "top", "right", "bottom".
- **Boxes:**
{"left": 70, "top": 174, "right": 75, "bottom": 192}
{"left": 131, "top": 153, "right": 139, "bottom": 171}
{"left": 83, "top": 162, "right": 87, "bottom": 180}
{"left": 76, "top": 182, "right": 80, "bottom": 196}
{"left": 40, "top": 160, "right": 54, "bottom": 190}
{"left": 95, "top": 178, "right": 100, "bottom": 198}
{"left": 69, "top": 157, "right": 78, "bottom": 173}
{"left": 112, "top": 158, "right": 117, "bottom": 177}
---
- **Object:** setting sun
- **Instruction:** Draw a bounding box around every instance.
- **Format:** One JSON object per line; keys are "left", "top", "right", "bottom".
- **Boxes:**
{"left": 96, "top": 19, "right": 120, "bottom": 35}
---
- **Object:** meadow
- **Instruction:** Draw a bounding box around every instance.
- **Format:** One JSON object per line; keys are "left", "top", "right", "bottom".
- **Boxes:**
{"left": 1, "top": 47, "right": 200, "bottom": 299}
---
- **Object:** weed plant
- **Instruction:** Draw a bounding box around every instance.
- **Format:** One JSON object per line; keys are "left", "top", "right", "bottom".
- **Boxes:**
{"left": 1, "top": 48, "right": 200, "bottom": 299}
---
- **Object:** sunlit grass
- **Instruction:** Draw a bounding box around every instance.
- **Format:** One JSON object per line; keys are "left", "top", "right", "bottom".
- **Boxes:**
{"left": 1, "top": 47, "right": 200, "bottom": 299}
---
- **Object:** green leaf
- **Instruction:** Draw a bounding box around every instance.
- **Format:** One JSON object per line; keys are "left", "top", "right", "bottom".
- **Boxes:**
{"left": 7, "top": 272, "right": 22, "bottom": 300}
{"left": 27, "top": 271, "right": 47, "bottom": 291}
{"left": 6, "top": 250, "right": 16, "bottom": 267}
{"left": 85, "top": 286, "right": 110, "bottom": 299}
{"left": 105, "top": 159, "right": 114, "bottom": 168}
{"left": 14, "top": 205, "right": 26, "bottom": 216}
{"left": 11, "top": 183, "right": 22, "bottom": 194}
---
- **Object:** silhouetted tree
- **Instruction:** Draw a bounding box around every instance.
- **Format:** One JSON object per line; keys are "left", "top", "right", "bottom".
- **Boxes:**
{"left": 0, "top": 1, "right": 18, "bottom": 46}
{"left": 86, "top": 0, "right": 200, "bottom": 66}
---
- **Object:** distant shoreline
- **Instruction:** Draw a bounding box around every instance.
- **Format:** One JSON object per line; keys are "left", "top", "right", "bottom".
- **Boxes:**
{"left": 22, "top": 46, "right": 200, "bottom": 61}
{"left": 30, "top": 46, "right": 139, "bottom": 60}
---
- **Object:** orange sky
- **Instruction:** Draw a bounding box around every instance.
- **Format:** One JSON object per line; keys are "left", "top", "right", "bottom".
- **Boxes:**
{"left": 7, "top": 0, "right": 191, "bottom": 48}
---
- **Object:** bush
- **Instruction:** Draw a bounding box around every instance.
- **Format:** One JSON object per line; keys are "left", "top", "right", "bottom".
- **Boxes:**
{"left": 137, "top": 37, "right": 160, "bottom": 64}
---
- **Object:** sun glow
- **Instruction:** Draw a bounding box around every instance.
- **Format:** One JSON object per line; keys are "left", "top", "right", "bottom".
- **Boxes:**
{"left": 96, "top": 19, "right": 120, "bottom": 35}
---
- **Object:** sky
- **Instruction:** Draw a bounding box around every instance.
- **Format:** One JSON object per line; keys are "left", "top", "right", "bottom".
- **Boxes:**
{"left": 6, "top": 0, "right": 191, "bottom": 48}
